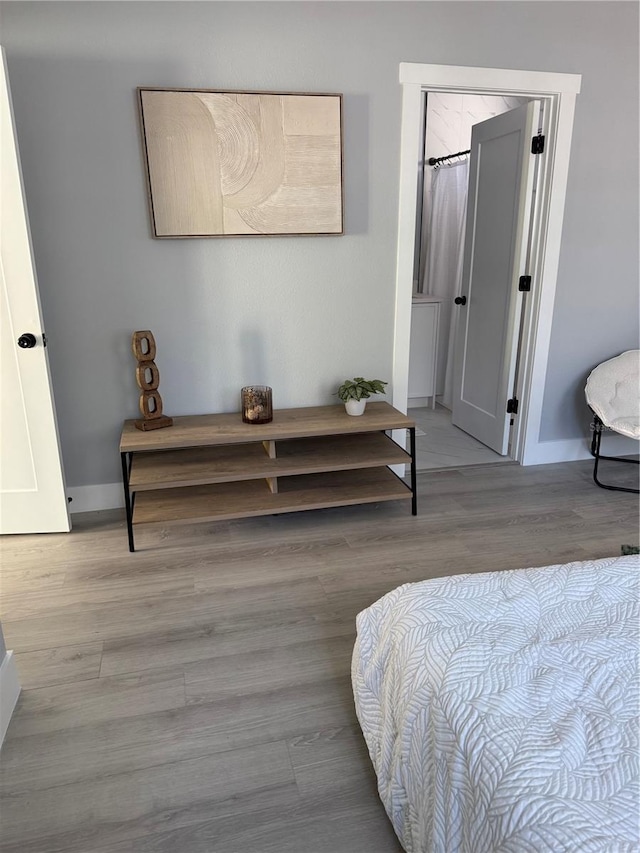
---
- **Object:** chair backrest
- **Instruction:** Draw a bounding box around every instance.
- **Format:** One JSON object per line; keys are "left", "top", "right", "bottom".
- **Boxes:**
{"left": 585, "top": 350, "right": 640, "bottom": 439}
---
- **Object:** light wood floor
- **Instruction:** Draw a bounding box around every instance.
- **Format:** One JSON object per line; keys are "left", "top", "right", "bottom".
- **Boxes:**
{"left": 1, "top": 460, "right": 638, "bottom": 853}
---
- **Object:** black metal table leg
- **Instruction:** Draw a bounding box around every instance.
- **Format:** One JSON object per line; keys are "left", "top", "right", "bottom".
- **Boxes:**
{"left": 409, "top": 427, "right": 418, "bottom": 515}
{"left": 121, "top": 452, "right": 135, "bottom": 552}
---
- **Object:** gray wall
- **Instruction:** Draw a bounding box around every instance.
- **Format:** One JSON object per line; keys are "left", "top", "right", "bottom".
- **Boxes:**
{"left": 1, "top": 1, "right": 637, "bottom": 486}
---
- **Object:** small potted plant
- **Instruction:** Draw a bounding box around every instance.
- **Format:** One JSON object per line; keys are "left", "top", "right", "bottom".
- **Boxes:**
{"left": 336, "top": 377, "right": 388, "bottom": 416}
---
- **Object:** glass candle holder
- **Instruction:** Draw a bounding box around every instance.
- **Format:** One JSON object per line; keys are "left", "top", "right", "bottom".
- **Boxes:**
{"left": 241, "top": 386, "right": 273, "bottom": 424}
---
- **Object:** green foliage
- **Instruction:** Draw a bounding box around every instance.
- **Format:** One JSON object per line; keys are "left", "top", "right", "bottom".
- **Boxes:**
{"left": 336, "top": 377, "right": 388, "bottom": 402}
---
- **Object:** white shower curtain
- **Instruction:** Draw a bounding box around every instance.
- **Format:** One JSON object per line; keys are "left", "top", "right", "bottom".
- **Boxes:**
{"left": 422, "top": 159, "right": 469, "bottom": 409}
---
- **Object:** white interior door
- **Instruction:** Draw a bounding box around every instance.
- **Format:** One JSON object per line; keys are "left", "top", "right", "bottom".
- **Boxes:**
{"left": 0, "top": 49, "right": 70, "bottom": 534}
{"left": 451, "top": 101, "right": 540, "bottom": 455}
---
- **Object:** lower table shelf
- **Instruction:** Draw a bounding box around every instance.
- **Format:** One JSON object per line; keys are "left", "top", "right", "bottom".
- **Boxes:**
{"left": 132, "top": 467, "right": 412, "bottom": 528}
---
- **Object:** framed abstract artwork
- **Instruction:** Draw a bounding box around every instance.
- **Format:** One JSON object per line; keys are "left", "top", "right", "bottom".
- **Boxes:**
{"left": 137, "top": 88, "right": 344, "bottom": 238}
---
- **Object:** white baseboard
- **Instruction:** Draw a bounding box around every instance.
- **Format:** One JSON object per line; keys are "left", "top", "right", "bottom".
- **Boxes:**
{"left": 408, "top": 396, "right": 433, "bottom": 408}
{"left": 0, "top": 651, "right": 21, "bottom": 748}
{"left": 68, "top": 482, "right": 124, "bottom": 514}
{"left": 525, "top": 433, "right": 639, "bottom": 466}
{"left": 68, "top": 430, "right": 638, "bottom": 512}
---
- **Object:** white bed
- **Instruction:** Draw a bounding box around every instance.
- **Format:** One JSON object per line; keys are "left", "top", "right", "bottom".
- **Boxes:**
{"left": 352, "top": 555, "right": 640, "bottom": 853}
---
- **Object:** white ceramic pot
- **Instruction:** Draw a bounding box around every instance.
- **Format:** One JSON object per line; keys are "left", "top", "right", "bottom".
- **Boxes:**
{"left": 345, "top": 398, "right": 366, "bottom": 416}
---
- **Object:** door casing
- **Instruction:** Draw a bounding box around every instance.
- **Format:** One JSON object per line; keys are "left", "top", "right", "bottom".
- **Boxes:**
{"left": 392, "top": 63, "right": 581, "bottom": 466}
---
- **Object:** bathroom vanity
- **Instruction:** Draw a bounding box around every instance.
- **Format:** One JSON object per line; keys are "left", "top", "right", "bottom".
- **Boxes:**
{"left": 408, "top": 294, "right": 443, "bottom": 409}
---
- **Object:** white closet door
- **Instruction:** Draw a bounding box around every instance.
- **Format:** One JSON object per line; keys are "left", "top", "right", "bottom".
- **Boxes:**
{"left": 0, "top": 49, "right": 70, "bottom": 533}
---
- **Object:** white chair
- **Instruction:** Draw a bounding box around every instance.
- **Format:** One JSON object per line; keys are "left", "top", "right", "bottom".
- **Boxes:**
{"left": 585, "top": 350, "right": 640, "bottom": 494}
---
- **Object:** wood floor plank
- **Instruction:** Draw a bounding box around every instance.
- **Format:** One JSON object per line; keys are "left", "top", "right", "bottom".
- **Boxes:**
{"left": 5, "top": 669, "right": 186, "bottom": 738}
{"left": 0, "top": 460, "right": 636, "bottom": 853}
{"left": 2, "top": 576, "right": 330, "bottom": 653}
{"left": 57, "top": 537, "right": 295, "bottom": 583}
{"left": 0, "top": 741, "right": 295, "bottom": 853}
{"left": 0, "top": 678, "right": 354, "bottom": 794}
{"left": 183, "top": 635, "right": 354, "bottom": 699}
{"left": 0, "top": 565, "right": 66, "bottom": 594}
{"left": 318, "top": 553, "right": 477, "bottom": 603}
{"left": 293, "top": 748, "right": 379, "bottom": 799}
{"left": 12, "top": 641, "right": 103, "bottom": 689}
{"left": 0, "top": 572, "right": 195, "bottom": 621}
{"left": 2, "top": 609, "right": 104, "bottom": 655}
{"left": 83, "top": 787, "right": 404, "bottom": 853}
{"left": 190, "top": 538, "right": 348, "bottom": 590}
{"left": 100, "top": 607, "right": 356, "bottom": 678}
{"left": 339, "top": 506, "right": 582, "bottom": 548}
{"left": 287, "top": 722, "right": 371, "bottom": 771}
{"left": 131, "top": 518, "right": 344, "bottom": 556}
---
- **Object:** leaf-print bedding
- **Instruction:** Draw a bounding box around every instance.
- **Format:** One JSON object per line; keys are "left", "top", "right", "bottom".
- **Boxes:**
{"left": 352, "top": 555, "right": 640, "bottom": 852}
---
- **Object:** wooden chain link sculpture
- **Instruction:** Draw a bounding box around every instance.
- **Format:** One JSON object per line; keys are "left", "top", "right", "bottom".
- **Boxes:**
{"left": 132, "top": 330, "right": 173, "bottom": 431}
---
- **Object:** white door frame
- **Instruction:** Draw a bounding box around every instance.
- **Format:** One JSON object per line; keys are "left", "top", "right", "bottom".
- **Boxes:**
{"left": 392, "top": 63, "right": 581, "bottom": 465}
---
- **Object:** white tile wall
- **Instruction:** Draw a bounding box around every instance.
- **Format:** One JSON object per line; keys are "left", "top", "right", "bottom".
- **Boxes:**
{"left": 425, "top": 93, "right": 527, "bottom": 164}
{"left": 422, "top": 93, "right": 528, "bottom": 223}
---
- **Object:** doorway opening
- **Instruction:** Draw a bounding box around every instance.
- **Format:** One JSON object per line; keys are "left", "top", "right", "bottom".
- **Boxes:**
{"left": 392, "top": 64, "right": 581, "bottom": 470}
{"left": 409, "top": 91, "right": 530, "bottom": 472}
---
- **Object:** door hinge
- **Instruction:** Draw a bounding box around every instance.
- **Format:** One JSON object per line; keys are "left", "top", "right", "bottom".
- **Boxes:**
{"left": 507, "top": 397, "right": 519, "bottom": 415}
{"left": 531, "top": 134, "right": 545, "bottom": 154}
{"left": 518, "top": 275, "right": 532, "bottom": 292}
{"left": 42, "top": 333, "right": 47, "bottom": 347}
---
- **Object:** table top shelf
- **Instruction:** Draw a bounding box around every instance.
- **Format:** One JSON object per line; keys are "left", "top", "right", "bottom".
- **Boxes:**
{"left": 121, "top": 401, "right": 414, "bottom": 453}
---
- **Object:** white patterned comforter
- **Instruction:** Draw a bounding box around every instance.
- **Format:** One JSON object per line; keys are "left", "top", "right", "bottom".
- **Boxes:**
{"left": 352, "top": 555, "right": 640, "bottom": 853}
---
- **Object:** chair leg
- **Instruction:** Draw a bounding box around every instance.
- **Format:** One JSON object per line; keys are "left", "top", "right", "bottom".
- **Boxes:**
{"left": 590, "top": 416, "right": 640, "bottom": 494}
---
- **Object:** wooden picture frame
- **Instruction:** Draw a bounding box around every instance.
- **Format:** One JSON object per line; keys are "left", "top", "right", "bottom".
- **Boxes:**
{"left": 137, "top": 87, "right": 344, "bottom": 238}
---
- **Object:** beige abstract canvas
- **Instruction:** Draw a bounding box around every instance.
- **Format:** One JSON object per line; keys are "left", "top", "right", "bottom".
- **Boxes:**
{"left": 138, "top": 89, "right": 343, "bottom": 237}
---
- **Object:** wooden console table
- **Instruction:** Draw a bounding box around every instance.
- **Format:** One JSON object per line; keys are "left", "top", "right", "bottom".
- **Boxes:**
{"left": 119, "top": 401, "right": 417, "bottom": 551}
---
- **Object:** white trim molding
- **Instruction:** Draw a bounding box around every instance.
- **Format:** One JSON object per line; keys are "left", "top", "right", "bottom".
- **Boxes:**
{"left": 528, "top": 433, "right": 639, "bottom": 466}
{"left": 68, "top": 434, "right": 635, "bottom": 518}
{"left": 393, "top": 62, "right": 582, "bottom": 467}
{"left": 399, "top": 63, "right": 581, "bottom": 94}
{"left": 0, "top": 650, "right": 21, "bottom": 748}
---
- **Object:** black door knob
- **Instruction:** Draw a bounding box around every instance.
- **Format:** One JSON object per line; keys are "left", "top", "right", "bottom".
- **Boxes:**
{"left": 17, "top": 333, "right": 37, "bottom": 349}
{"left": 454, "top": 296, "right": 467, "bottom": 306}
